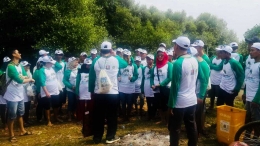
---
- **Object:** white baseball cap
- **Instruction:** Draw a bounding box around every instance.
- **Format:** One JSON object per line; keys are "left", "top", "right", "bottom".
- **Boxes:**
{"left": 215, "top": 47, "right": 222, "bottom": 51}
{"left": 172, "top": 39, "right": 176, "bottom": 43}
{"left": 55, "top": 49, "right": 64, "bottom": 55}
{"left": 37, "top": 57, "right": 43, "bottom": 63}
{"left": 101, "top": 41, "right": 112, "bottom": 50}
{"left": 251, "top": 43, "right": 260, "bottom": 50}
{"left": 189, "top": 47, "right": 198, "bottom": 56}
{"left": 3, "top": 56, "right": 11, "bottom": 62}
{"left": 140, "top": 49, "right": 147, "bottom": 54}
{"left": 39, "top": 50, "right": 49, "bottom": 55}
{"left": 175, "top": 36, "right": 190, "bottom": 49}
{"left": 68, "top": 57, "right": 78, "bottom": 63}
{"left": 192, "top": 40, "right": 205, "bottom": 47}
{"left": 20, "top": 61, "right": 31, "bottom": 67}
{"left": 229, "top": 42, "right": 238, "bottom": 48}
{"left": 167, "top": 49, "right": 174, "bottom": 56}
{"left": 157, "top": 47, "right": 166, "bottom": 52}
{"left": 90, "top": 49, "right": 97, "bottom": 54}
{"left": 159, "top": 43, "right": 166, "bottom": 48}
{"left": 42, "top": 56, "right": 56, "bottom": 64}
{"left": 116, "top": 48, "right": 123, "bottom": 52}
{"left": 84, "top": 58, "right": 92, "bottom": 65}
{"left": 123, "top": 50, "right": 131, "bottom": 56}
{"left": 135, "top": 48, "right": 142, "bottom": 52}
{"left": 80, "top": 52, "right": 87, "bottom": 56}
{"left": 135, "top": 56, "right": 141, "bottom": 61}
{"left": 146, "top": 54, "right": 154, "bottom": 60}
{"left": 220, "top": 45, "right": 232, "bottom": 54}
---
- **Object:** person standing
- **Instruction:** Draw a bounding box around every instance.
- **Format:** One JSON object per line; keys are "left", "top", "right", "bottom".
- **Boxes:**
{"left": 63, "top": 57, "right": 79, "bottom": 121}
{"left": 168, "top": 36, "right": 198, "bottom": 146}
{"left": 116, "top": 48, "right": 123, "bottom": 58}
{"left": 4, "top": 49, "right": 35, "bottom": 142}
{"left": 135, "top": 48, "right": 142, "bottom": 57}
{"left": 90, "top": 49, "right": 98, "bottom": 60}
{"left": 244, "top": 43, "right": 260, "bottom": 124}
{"left": 78, "top": 52, "right": 87, "bottom": 69}
{"left": 140, "top": 49, "right": 148, "bottom": 66}
{"left": 216, "top": 46, "right": 245, "bottom": 106}
{"left": 151, "top": 47, "right": 173, "bottom": 125}
{"left": 133, "top": 56, "right": 144, "bottom": 116}
{"left": 141, "top": 54, "right": 155, "bottom": 120}
{"left": 167, "top": 49, "right": 175, "bottom": 63}
{"left": 39, "top": 56, "right": 62, "bottom": 126}
{"left": 230, "top": 42, "right": 243, "bottom": 65}
{"left": 89, "top": 41, "right": 128, "bottom": 144}
{"left": 192, "top": 40, "right": 210, "bottom": 65}
{"left": 209, "top": 48, "right": 223, "bottom": 109}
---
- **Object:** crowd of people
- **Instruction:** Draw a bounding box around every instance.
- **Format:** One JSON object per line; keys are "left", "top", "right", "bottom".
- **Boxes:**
{"left": 0, "top": 35, "right": 260, "bottom": 146}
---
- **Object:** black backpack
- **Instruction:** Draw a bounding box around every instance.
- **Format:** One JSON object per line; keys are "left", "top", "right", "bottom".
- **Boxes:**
{"left": 0, "top": 73, "right": 12, "bottom": 96}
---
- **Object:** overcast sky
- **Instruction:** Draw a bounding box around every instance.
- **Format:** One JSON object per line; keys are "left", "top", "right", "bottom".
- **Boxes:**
{"left": 135, "top": 0, "right": 260, "bottom": 41}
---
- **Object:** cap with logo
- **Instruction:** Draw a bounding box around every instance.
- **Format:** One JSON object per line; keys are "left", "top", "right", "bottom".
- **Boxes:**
{"left": 42, "top": 56, "right": 56, "bottom": 64}
{"left": 220, "top": 45, "right": 232, "bottom": 54}
{"left": 20, "top": 61, "right": 31, "bottom": 67}
{"left": 39, "top": 50, "right": 49, "bottom": 56}
{"left": 3, "top": 56, "right": 11, "bottom": 63}
{"left": 140, "top": 49, "right": 147, "bottom": 54}
{"left": 175, "top": 36, "right": 190, "bottom": 49}
{"left": 146, "top": 54, "right": 154, "bottom": 60}
{"left": 116, "top": 48, "right": 123, "bottom": 52}
{"left": 90, "top": 49, "right": 97, "bottom": 54}
{"left": 159, "top": 43, "right": 166, "bottom": 48}
{"left": 84, "top": 58, "right": 92, "bottom": 65}
{"left": 135, "top": 48, "right": 142, "bottom": 52}
{"left": 80, "top": 52, "right": 87, "bottom": 56}
{"left": 229, "top": 42, "right": 238, "bottom": 48}
{"left": 68, "top": 57, "right": 78, "bottom": 63}
{"left": 157, "top": 47, "right": 166, "bottom": 52}
{"left": 55, "top": 49, "right": 64, "bottom": 55}
{"left": 251, "top": 43, "right": 260, "bottom": 50}
{"left": 123, "top": 50, "right": 131, "bottom": 56}
{"left": 101, "top": 41, "right": 112, "bottom": 50}
{"left": 192, "top": 40, "right": 204, "bottom": 47}
{"left": 135, "top": 56, "right": 141, "bottom": 62}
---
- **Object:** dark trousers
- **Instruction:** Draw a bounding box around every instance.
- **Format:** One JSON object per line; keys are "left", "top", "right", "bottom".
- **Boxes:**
{"left": 76, "top": 99, "right": 94, "bottom": 121}
{"left": 154, "top": 91, "right": 169, "bottom": 112}
{"left": 132, "top": 93, "right": 144, "bottom": 111}
{"left": 60, "top": 88, "right": 67, "bottom": 106}
{"left": 36, "top": 95, "right": 45, "bottom": 121}
{"left": 195, "top": 98, "right": 206, "bottom": 134}
{"left": 209, "top": 85, "right": 220, "bottom": 108}
{"left": 119, "top": 92, "right": 132, "bottom": 118}
{"left": 168, "top": 105, "right": 197, "bottom": 146}
{"left": 217, "top": 88, "right": 237, "bottom": 106}
{"left": 0, "top": 104, "right": 7, "bottom": 126}
{"left": 93, "top": 94, "right": 118, "bottom": 141}
{"left": 146, "top": 97, "right": 157, "bottom": 119}
{"left": 67, "top": 91, "right": 77, "bottom": 112}
{"left": 23, "top": 101, "right": 31, "bottom": 123}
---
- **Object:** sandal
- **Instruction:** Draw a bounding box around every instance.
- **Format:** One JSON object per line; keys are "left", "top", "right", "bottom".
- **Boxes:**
{"left": 9, "top": 136, "right": 18, "bottom": 143}
{"left": 20, "top": 131, "right": 33, "bottom": 136}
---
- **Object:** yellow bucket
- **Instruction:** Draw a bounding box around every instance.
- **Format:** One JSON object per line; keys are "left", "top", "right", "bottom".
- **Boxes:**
{"left": 216, "top": 105, "right": 246, "bottom": 144}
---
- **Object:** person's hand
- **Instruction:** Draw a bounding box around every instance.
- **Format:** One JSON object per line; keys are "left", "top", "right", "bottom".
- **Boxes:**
{"left": 168, "top": 108, "right": 174, "bottom": 116}
{"left": 251, "top": 102, "right": 259, "bottom": 108}
{"left": 197, "top": 98, "right": 203, "bottom": 104}
{"left": 30, "top": 78, "right": 35, "bottom": 83}
{"left": 151, "top": 85, "right": 156, "bottom": 90}
{"left": 46, "top": 92, "right": 51, "bottom": 98}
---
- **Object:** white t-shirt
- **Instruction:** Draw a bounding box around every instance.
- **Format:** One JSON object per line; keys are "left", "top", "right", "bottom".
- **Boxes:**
{"left": 135, "top": 67, "right": 142, "bottom": 93}
{"left": 246, "top": 62, "right": 260, "bottom": 102}
{"left": 40, "top": 68, "right": 60, "bottom": 97}
{"left": 66, "top": 69, "right": 78, "bottom": 92}
{"left": 175, "top": 57, "right": 198, "bottom": 108}
{"left": 153, "top": 64, "right": 171, "bottom": 88}
{"left": 94, "top": 56, "right": 120, "bottom": 94}
{"left": 245, "top": 55, "right": 255, "bottom": 82}
{"left": 141, "top": 59, "right": 147, "bottom": 67}
{"left": 143, "top": 67, "right": 154, "bottom": 97}
{"left": 55, "top": 61, "right": 65, "bottom": 88}
{"left": 210, "top": 57, "right": 223, "bottom": 85}
{"left": 4, "top": 65, "right": 25, "bottom": 102}
{"left": 231, "top": 53, "right": 241, "bottom": 62}
{"left": 118, "top": 65, "right": 135, "bottom": 94}
{"left": 79, "top": 73, "right": 91, "bottom": 100}
{"left": 220, "top": 62, "right": 236, "bottom": 94}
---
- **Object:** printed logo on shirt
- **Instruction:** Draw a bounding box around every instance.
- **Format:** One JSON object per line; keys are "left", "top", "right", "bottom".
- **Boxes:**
{"left": 106, "top": 65, "right": 110, "bottom": 70}
{"left": 122, "top": 68, "right": 130, "bottom": 76}
{"left": 146, "top": 71, "right": 151, "bottom": 79}
{"left": 157, "top": 69, "right": 163, "bottom": 76}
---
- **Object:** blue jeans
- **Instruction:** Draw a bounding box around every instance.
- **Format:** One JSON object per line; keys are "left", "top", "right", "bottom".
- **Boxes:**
{"left": 7, "top": 100, "right": 25, "bottom": 120}
{"left": 67, "top": 91, "right": 77, "bottom": 112}
{"left": 119, "top": 92, "right": 132, "bottom": 118}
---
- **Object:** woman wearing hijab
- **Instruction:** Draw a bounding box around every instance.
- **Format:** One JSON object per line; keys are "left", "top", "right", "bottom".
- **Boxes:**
{"left": 63, "top": 57, "right": 79, "bottom": 121}
{"left": 151, "top": 47, "right": 173, "bottom": 125}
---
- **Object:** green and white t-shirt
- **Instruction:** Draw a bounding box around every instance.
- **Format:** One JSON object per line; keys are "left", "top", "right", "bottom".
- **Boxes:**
{"left": 135, "top": 66, "right": 143, "bottom": 93}
{"left": 76, "top": 73, "right": 91, "bottom": 100}
{"left": 196, "top": 58, "right": 210, "bottom": 99}
{"left": 150, "top": 62, "right": 173, "bottom": 90}
{"left": 63, "top": 69, "right": 78, "bottom": 93}
{"left": 202, "top": 54, "right": 211, "bottom": 65}
{"left": 141, "top": 66, "right": 154, "bottom": 97}
{"left": 89, "top": 55, "right": 128, "bottom": 94}
{"left": 231, "top": 53, "right": 243, "bottom": 65}
{"left": 245, "top": 62, "right": 260, "bottom": 103}
{"left": 245, "top": 55, "right": 255, "bottom": 81}
{"left": 210, "top": 57, "right": 223, "bottom": 85}
{"left": 4, "top": 63, "right": 27, "bottom": 102}
{"left": 220, "top": 59, "right": 245, "bottom": 94}
{"left": 168, "top": 55, "right": 198, "bottom": 108}
{"left": 118, "top": 64, "right": 138, "bottom": 94}
{"left": 141, "top": 59, "right": 147, "bottom": 67}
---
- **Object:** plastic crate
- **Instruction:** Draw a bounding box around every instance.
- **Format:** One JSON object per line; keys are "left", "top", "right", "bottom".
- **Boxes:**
{"left": 216, "top": 105, "right": 246, "bottom": 144}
